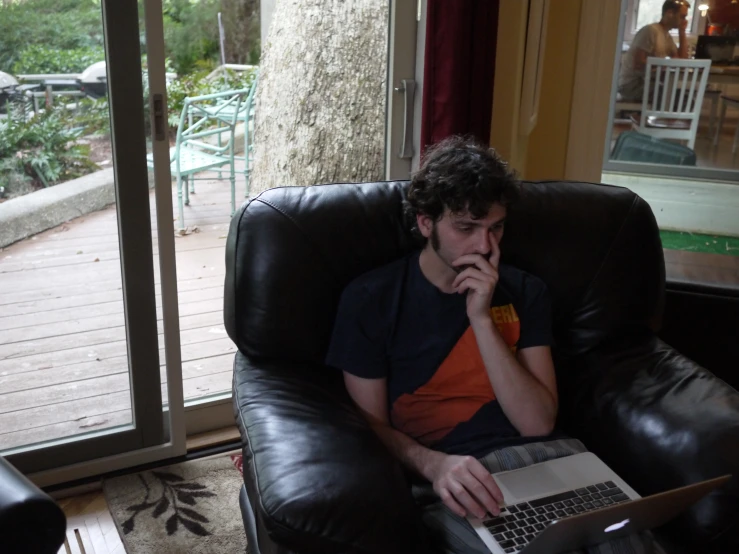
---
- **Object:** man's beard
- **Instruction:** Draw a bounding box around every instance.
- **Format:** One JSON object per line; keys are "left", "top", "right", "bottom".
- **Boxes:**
{"left": 430, "top": 223, "right": 475, "bottom": 274}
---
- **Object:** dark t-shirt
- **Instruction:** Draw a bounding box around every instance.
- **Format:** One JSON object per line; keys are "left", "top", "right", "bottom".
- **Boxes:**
{"left": 326, "top": 250, "right": 562, "bottom": 457}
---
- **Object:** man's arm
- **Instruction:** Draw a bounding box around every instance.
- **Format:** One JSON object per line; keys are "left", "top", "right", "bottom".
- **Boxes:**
{"left": 452, "top": 239, "right": 557, "bottom": 437}
{"left": 677, "top": 21, "right": 689, "bottom": 58}
{"left": 633, "top": 48, "right": 650, "bottom": 72}
{"left": 343, "top": 373, "right": 504, "bottom": 518}
{"left": 470, "top": 326, "right": 558, "bottom": 437}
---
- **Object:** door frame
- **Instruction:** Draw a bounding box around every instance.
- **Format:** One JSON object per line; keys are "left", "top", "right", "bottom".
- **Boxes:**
{"left": 6, "top": 0, "right": 186, "bottom": 487}
{"left": 385, "top": 0, "right": 420, "bottom": 180}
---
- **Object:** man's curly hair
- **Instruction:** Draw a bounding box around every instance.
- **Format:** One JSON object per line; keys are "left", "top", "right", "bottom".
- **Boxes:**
{"left": 404, "top": 136, "right": 520, "bottom": 242}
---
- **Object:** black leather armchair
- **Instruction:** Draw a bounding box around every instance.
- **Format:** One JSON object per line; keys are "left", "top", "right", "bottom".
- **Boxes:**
{"left": 0, "top": 456, "right": 66, "bottom": 554}
{"left": 225, "top": 180, "right": 739, "bottom": 554}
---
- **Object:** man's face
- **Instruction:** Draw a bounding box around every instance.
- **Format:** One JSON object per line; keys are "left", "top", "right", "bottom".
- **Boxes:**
{"left": 666, "top": 5, "right": 689, "bottom": 30}
{"left": 419, "top": 203, "right": 507, "bottom": 272}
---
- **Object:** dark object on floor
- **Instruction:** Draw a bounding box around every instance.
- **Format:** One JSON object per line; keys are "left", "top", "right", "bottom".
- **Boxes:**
{"left": 611, "top": 130, "right": 697, "bottom": 165}
{"left": 0, "top": 456, "right": 66, "bottom": 554}
{"left": 225, "top": 180, "right": 739, "bottom": 554}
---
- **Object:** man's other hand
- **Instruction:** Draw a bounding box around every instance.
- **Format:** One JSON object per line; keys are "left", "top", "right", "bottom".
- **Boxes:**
{"left": 428, "top": 453, "right": 504, "bottom": 519}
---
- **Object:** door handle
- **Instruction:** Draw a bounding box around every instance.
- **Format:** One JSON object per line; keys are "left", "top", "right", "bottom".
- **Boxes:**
{"left": 394, "top": 79, "right": 416, "bottom": 159}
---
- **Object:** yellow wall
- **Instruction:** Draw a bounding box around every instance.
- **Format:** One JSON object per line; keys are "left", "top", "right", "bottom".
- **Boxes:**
{"left": 490, "top": 0, "right": 530, "bottom": 173}
{"left": 525, "top": 0, "right": 582, "bottom": 180}
{"left": 491, "top": 0, "right": 585, "bottom": 180}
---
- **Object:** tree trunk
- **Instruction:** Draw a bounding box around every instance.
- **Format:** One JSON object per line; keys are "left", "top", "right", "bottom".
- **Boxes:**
{"left": 220, "top": 0, "right": 259, "bottom": 65}
{"left": 250, "top": 0, "right": 388, "bottom": 195}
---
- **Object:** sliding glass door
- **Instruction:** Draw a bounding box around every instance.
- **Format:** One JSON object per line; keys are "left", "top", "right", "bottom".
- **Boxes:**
{"left": 1, "top": 0, "right": 183, "bottom": 481}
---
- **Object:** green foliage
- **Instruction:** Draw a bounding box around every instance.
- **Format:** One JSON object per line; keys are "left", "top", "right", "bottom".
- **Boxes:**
{"left": 12, "top": 45, "right": 106, "bottom": 75}
{"left": 159, "top": 0, "right": 222, "bottom": 76}
{"left": 0, "top": 107, "right": 99, "bottom": 193}
{"left": 0, "top": 0, "right": 104, "bottom": 72}
{"left": 3, "top": 0, "right": 260, "bottom": 79}
{"left": 74, "top": 98, "right": 111, "bottom": 137}
{"left": 0, "top": 0, "right": 260, "bottom": 196}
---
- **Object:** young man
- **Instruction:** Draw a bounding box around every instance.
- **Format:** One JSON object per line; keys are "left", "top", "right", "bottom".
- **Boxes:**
{"left": 326, "top": 138, "right": 661, "bottom": 554}
{"left": 618, "top": 0, "right": 691, "bottom": 101}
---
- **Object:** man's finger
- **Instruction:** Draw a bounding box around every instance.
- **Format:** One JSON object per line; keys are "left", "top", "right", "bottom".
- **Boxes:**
{"left": 452, "top": 268, "right": 491, "bottom": 290}
{"left": 448, "top": 481, "right": 487, "bottom": 519}
{"left": 489, "top": 233, "right": 501, "bottom": 268}
{"left": 439, "top": 487, "right": 467, "bottom": 518}
{"left": 468, "top": 461, "right": 505, "bottom": 506}
{"left": 459, "top": 472, "right": 501, "bottom": 516}
{"left": 452, "top": 254, "right": 494, "bottom": 275}
{"left": 453, "top": 278, "right": 492, "bottom": 298}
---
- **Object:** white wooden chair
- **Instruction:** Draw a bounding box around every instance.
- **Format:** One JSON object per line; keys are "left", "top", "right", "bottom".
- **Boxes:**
{"left": 630, "top": 57, "right": 711, "bottom": 150}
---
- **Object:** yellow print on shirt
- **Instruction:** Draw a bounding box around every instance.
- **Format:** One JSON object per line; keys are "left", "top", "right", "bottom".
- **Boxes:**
{"left": 490, "top": 304, "right": 520, "bottom": 353}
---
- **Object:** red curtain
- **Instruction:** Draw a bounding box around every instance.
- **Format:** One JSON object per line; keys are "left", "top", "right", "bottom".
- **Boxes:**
{"left": 420, "top": 0, "right": 500, "bottom": 155}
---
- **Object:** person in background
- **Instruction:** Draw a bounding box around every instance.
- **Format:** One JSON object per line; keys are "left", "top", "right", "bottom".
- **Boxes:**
{"left": 618, "top": 0, "right": 691, "bottom": 101}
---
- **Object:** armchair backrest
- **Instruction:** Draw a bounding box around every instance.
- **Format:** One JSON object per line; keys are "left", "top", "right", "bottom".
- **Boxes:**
{"left": 224, "top": 180, "right": 665, "bottom": 365}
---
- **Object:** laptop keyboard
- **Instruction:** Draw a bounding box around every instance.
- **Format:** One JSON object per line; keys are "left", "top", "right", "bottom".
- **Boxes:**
{"left": 483, "top": 481, "right": 631, "bottom": 553}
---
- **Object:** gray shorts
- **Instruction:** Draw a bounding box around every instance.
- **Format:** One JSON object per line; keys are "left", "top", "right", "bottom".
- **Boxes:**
{"left": 412, "top": 439, "right": 664, "bottom": 554}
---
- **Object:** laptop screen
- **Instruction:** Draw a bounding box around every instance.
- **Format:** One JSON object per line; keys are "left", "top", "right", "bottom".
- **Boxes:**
{"left": 695, "top": 35, "right": 738, "bottom": 64}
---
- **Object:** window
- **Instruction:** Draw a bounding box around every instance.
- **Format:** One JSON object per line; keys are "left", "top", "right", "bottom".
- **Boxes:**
{"left": 624, "top": 0, "right": 705, "bottom": 42}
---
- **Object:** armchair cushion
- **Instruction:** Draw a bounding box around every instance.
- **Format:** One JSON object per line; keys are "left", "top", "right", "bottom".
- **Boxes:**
{"left": 232, "top": 352, "right": 432, "bottom": 554}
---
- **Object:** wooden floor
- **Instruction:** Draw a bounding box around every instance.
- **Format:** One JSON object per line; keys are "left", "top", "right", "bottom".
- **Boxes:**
{"left": 57, "top": 490, "right": 125, "bottom": 554}
{"left": 0, "top": 171, "right": 247, "bottom": 452}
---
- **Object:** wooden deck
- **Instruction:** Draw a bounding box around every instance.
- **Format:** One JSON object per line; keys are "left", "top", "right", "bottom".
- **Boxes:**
{"left": 0, "top": 172, "right": 246, "bottom": 451}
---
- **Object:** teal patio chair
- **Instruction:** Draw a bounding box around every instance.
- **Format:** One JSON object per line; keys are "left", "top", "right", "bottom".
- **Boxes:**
{"left": 197, "top": 72, "right": 258, "bottom": 197}
{"left": 147, "top": 88, "right": 248, "bottom": 229}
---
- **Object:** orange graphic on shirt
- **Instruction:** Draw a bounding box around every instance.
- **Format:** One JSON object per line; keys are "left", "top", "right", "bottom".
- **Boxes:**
{"left": 391, "top": 304, "right": 521, "bottom": 446}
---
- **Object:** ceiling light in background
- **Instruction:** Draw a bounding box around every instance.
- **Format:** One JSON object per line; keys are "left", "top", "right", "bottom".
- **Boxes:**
{"left": 698, "top": 2, "right": 709, "bottom": 15}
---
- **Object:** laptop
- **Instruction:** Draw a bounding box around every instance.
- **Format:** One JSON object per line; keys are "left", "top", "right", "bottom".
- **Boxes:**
{"left": 695, "top": 35, "right": 738, "bottom": 65}
{"left": 468, "top": 452, "right": 731, "bottom": 554}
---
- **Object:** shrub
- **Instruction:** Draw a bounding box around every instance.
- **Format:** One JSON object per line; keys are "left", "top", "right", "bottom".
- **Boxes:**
{"left": 74, "top": 98, "right": 111, "bottom": 137}
{"left": 12, "top": 45, "right": 106, "bottom": 75}
{"left": 0, "top": 0, "right": 104, "bottom": 71}
{"left": 0, "top": 108, "right": 99, "bottom": 194}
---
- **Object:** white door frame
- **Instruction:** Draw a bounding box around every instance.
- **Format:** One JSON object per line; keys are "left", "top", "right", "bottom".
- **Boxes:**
{"left": 22, "top": 0, "right": 187, "bottom": 488}
{"left": 385, "top": 0, "right": 421, "bottom": 180}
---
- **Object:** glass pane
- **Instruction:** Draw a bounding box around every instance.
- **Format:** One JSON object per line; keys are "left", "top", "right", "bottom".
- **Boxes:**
{"left": 148, "top": 0, "right": 391, "bottom": 406}
{"left": 635, "top": 0, "right": 665, "bottom": 32}
{"left": 603, "top": 0, "right": 739, "bottom": 241}
{"left": 0, "top": 0, "right": 151, "bottom": 453}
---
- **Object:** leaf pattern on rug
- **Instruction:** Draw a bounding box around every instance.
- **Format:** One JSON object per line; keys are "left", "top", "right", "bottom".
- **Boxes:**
{"left": 120, "top": 470, "right": 217, "bottom": 537}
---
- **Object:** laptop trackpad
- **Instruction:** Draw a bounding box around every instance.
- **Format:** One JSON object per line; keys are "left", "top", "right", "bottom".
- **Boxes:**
{"left": 497, "top": 464, "right": 568, "bottom": 499}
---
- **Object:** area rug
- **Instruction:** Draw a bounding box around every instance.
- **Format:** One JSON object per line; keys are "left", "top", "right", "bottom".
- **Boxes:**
{"left": 104, "top": 452, "right": 247, "bottom": 553}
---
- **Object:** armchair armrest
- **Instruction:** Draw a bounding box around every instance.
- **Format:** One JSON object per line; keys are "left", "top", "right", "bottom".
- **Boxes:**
{"left": 559, "top": 336, "right": 739, "bottom": 554}
{"left": 232, "top": 351, "right": 431, "bottom": 554}
{"left": 0, "top": 456, "right": 66, "bottom": 554}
